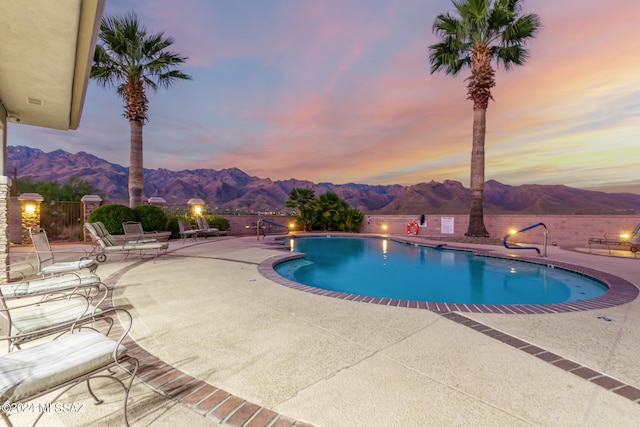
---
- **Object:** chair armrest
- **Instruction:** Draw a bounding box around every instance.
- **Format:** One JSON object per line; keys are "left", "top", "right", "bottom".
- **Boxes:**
{"left": 4, "top": 262, "right": 37, "bottom": 281}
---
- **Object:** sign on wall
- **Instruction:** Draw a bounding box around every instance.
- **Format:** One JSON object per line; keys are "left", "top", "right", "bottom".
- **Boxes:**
{"left": 441, "top": 217, "right": 455, "bottom": 234}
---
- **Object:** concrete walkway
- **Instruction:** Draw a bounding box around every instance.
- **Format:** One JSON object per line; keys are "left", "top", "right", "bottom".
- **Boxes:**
{"left": 4, "top": 236, "right": 640, "bottom": 426}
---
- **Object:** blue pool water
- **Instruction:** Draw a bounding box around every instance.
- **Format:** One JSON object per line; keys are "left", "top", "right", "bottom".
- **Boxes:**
{"left": 274, "top": 236, "right": 608, "bottom": 305}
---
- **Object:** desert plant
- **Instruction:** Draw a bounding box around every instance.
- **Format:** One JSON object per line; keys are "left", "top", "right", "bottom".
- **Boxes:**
{"left": 87, "top": 204, "right": 136, "bottom": 234}
{"left": 134, "top": 204, "right": 169, "bottom": 231}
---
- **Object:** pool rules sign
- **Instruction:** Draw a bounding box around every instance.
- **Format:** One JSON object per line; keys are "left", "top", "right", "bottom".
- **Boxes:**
{"left": 441, "top": 217, "right": 455, "bottom": 234}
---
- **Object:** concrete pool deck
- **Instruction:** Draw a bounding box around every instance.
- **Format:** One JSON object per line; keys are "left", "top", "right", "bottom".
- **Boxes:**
{"left": 4, "top": 235, "right": 640, "bottom": 426}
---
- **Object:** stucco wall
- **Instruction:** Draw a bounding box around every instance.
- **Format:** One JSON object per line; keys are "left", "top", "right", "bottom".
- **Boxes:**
{"left": 359, "top": 214, "right": 639, "bottom": 249}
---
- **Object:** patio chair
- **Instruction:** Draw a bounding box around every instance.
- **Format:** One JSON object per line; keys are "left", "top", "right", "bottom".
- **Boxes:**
{"left": 0, "top": 271, "right": 102, "bottom": 299}
{"left": 588, "top": 223, "right": 640, "bottom": 254}
{"left": 0, "top": 282, "right": 107, "bottom": 351}
{"left": 195, "top": 216, "right": 221, "bottom": 238}
{"left": 177, "top": 219, "right": 199, "bottom": 243}
{"left": 0, "top": 307, "right": 139, "bottom": 427}
{"left": 29, "top": 228, "right": 98, "bottom": 276}
{"left": 84, "top": 222, "right": 168, "bottom": 263}
{"left": 122, "top": 221, "right": 159, "bottom": 243}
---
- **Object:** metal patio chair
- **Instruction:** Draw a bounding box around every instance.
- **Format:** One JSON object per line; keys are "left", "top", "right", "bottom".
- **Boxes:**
{"left": 29, "top": 228, "right": 98, "bottom": 277}
{"left": 84, "top": 222, "right": 168, "bottom": 262}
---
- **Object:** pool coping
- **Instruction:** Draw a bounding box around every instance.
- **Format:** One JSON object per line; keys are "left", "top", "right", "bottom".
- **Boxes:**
{"left": 259, "top": 234, "right": 639, "bottom": 314}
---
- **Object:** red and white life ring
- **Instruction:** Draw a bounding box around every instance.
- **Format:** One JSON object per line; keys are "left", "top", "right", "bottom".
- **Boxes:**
{"left": 406, "top": 221, "right": 419, "bottom": 235}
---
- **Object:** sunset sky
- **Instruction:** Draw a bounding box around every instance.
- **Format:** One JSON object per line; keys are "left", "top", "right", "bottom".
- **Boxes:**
{"left": 8, "top": 0, "right": 640, "bottom": 194}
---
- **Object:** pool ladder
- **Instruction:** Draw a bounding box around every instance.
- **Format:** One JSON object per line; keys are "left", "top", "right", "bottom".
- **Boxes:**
{"left": 503, "top": 222, "right": 548, "bottom": 257}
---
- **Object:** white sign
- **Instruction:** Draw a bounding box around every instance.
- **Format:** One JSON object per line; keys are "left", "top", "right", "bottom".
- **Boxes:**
{"left": 441, "top": 217, "right": 455, "bottom": 234}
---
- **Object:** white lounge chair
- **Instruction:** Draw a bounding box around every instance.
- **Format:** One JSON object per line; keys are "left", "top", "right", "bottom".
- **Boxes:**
{"left": 588, "top": 224, "right": 640, "bottom": 254}
{"left": 0, "top": 308, "right": 138, "bottom": 426}
{"left": 84, "top": 222, "right": 168, "bottom": 262}
{"left": 0, "top": 282, "right": 107, "bottom": 351}
{"left": 0, "top": 271, "right": 102, "bottom": 299}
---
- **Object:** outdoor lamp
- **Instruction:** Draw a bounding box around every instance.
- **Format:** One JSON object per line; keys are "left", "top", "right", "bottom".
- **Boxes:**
{"left": 187, "top": 198, "right": 205, "bottom": 217}
{"left": 24, "top": 203, "right": 36, "bottom": 213}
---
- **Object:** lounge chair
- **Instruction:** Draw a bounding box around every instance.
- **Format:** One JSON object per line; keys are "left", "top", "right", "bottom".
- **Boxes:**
{"left": 122, "top": 221, "right": 159, "bottom": 243}
{"left": 0, "top": 271, "right": 102, "bottom": 299}
{"left": 0, "top": 282, "right": 107, "bottom": 351}
{"left": 0, "top": 308, "right": 138, "bottom": 426}
{"left": 195, "top": 216, "right": 221, "bottom": 237}
{"left": 84, "top": 222, "right": 168, "bottom": 262}
{"left": 29, "top": 228, "right": 98, "bottom": 276}
{"left": 588, "top": 224, "right": 640, "bottom": 254}
{"left": 177, "top": 219, "right": 199, "bottom": 243}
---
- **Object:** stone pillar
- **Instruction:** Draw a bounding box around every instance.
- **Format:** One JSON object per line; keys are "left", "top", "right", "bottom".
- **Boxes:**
{"left": 0, "top": 176, "right": 10, "bottom": 283}
{"left": 187, "top": 198, "right": 205, "bottom": 217}
{"left": 81, "top": 195, "right": 102, "bottom": 242}
{"left": 148, "top": 197, "right": 167, "bottom": 210}
{"left": 18, "top": 193, "right": 44, "bottom": 244}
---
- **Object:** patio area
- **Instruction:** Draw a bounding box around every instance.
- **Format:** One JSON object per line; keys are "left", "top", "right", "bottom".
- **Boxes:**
{"left": 4, "top": 234, "right": 640, "bottom": 426}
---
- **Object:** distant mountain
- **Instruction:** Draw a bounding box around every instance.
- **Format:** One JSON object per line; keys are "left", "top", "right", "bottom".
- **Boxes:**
{"left": 7, "top": 145, "right": 640, "bottom": 215}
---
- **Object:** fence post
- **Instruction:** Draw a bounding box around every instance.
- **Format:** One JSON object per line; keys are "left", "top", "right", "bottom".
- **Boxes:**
{"left": 81, "top": 195, "right": 102, "bottom": 242}
{"left": 148, "top": 197, "right": 167, "bottom": 210}
{"left": 18, "top": 193, "right": 44, "bottom": 244}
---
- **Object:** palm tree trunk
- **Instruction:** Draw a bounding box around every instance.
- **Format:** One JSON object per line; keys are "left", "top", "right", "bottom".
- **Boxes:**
{"left": 129, "top": 120, "right": 144, "bottom": 207}
{"left": 466, "top": 107, "right": 489, "bottom": 237}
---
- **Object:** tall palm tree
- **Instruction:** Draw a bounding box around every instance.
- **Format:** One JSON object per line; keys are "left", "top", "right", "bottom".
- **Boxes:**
{"left": 91, "top": 12, "right": 191, "bottom": 207}
{"left": 429, "top": 0, "right": 540, "bottom": 237}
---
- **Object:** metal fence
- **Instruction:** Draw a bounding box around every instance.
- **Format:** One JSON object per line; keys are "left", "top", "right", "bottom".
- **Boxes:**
{"left": 39, "top": 201, "right": 83, "bottom": 242}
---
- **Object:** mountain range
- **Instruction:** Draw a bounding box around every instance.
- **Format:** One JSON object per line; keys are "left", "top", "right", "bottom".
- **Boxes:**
{"left": 7, "top": 145, "right": 640, "bottom": 215}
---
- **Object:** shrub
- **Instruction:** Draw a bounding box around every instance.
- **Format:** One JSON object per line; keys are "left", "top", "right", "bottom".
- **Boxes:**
{"left": 87, "top": 204, "right": 136, "bottom": 234}
{"left": 205, "top": 215, "right": 230, "bottom": 231}
{"left": 134, "top": 205, "right": 169, "bottom": 231}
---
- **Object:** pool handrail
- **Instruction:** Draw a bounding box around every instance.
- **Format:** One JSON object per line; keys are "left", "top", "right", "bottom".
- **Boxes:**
{"left": 503, "top": 222, "right": 548, "bottom": 257}
{"left": 257, "top": 219, "right": 290, "bottom": 238}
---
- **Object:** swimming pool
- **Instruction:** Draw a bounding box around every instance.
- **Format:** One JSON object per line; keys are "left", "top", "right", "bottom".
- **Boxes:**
{"left": 273, "top": 236, "right": 609, "bottom": 306}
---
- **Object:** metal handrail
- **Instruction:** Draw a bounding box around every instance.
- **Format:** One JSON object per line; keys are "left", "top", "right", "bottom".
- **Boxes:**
{"left": 503, "top": 222, "right": 548, "bottom": 257}
{"left": 256, "top": 219, "right": 290, "bottom": 239}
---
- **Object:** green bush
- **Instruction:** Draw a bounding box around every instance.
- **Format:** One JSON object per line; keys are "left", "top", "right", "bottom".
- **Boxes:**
{"left": 87, "top": 204, "right": 136, "bottom": 234}
{"left": 134, "top": 205, "right": 169, "bottom": 231}
{"left": 205, "top": 215, "right": 230, "bottom": 231}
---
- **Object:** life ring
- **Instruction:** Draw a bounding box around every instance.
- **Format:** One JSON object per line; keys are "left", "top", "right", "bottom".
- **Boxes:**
{"left": 406, "top": 221, "right": 419, "bottom": 235}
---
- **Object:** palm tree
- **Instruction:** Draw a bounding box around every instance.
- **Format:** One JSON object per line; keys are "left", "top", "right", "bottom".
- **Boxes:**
{"left": 314, "top": 191, "right": 348, "bottom": 231}
{"left": 429, "top": 0, "right": 540, "bottom": 237}
{"left": 91, "top": 12, "right": 191, "bottom": 207}
{"left": 285, "top": 187, "right": 316, "bottom": 231}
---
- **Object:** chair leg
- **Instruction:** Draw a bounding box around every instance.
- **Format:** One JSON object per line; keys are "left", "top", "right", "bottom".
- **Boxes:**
{"left": 86, "top": 379, "right": 104, "bottom": 405}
